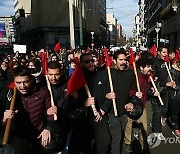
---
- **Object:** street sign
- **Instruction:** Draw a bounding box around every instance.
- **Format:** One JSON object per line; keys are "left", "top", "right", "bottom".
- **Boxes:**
{"left": 165, "top": 40, "right": 169, "bottom": 43}
{"left": 90, "top": 31, "right": 94, "bottom": 36}
{"left": 153, "top": 38, "right": 157, "bottom": 43}
{"left": 160, "top": 39, "right": 165, "bottom": 42}
{"left": 155, "top": 28, "right": 160, "bottom": 33}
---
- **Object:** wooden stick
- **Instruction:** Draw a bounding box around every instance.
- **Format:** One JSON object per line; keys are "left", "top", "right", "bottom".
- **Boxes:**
{"left": 133, "top": 62, "right": 141, "bottom": 92}
{"left": 3, "top": 87, "right": 17, "bottom": 145}
{"left": 84, "top": 84, "right": 98, "bottom": 116}
{"left": 45, "top": 75, "right": 57, "bottom": 120}
{"left": 107, "top": 67, "right": 118, "bottom": 116}
{"left": 149, "top": 76, "right": 164, "bottom": 105}
{"left": 165, "top": 62, "right": 173, "bottom": 82}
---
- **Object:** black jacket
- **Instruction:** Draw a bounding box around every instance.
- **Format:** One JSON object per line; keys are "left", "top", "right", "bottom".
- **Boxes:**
{"left": 85, "top": 70, "right": 112, "bottom": 113}
{"left": 110, "top": 68, "right": 137, "bottom": 115}
{"left": 153, "top": 57, "right": 169, "bottom": 87}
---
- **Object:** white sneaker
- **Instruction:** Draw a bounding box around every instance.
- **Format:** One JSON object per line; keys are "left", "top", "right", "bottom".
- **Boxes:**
{"left": 161, "top": 117, "right": 167, "bottom": 126}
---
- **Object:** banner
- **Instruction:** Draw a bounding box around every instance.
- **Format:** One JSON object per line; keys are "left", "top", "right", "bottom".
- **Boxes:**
{"left": 13, "top": 44, "right": 27, "bottom": 53}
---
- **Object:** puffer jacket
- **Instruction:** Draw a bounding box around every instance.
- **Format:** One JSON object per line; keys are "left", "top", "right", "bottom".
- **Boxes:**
{"left": 20, "top": 86, "right": 54, "bottom": 131}
{"left": 0, "top": 85, "right": 54, "bottom": 141}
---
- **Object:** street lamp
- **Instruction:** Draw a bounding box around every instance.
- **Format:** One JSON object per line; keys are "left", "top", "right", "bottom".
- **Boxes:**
{"left": 90, "top": 31, "right": 94, "bottom": 50}
{"left": 155, "top": 27, "right": 160, "bottom": 48}
{"left": 172, "top": 5, "right": 178, "bottom": 12}
{"left": 155, "top": 22, "right": 161, "bottom": 48}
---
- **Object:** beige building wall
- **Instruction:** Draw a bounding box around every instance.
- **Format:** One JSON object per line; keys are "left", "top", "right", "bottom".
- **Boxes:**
{"left": 107, "top": 14, "right": 117, "bottom": 27}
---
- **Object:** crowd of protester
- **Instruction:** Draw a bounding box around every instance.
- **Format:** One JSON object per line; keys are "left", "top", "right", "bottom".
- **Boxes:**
{"left": 0, "top": 45, "right": 179, "bottom": 154}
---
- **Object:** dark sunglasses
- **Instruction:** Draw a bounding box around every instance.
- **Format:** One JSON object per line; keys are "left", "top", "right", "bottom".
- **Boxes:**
{"left": 82, "top": 59, "right": 95, "bottom": 64}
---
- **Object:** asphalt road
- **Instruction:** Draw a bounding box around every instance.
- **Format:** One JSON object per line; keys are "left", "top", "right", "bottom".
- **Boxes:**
{"left": 122, "top": 101, "right": 180, "bottom": 154}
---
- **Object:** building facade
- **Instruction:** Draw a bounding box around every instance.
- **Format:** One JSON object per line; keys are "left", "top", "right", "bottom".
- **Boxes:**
{"left": 0, "top": 16, "right": 15, "bottom": 45}
{"left": 161, "top": 0, "right": 180, "bottom": 50}
{"left": 143, "top": 0, "right": 180, "bottom": 50}
{"left": 106, "top": 14, "right": 117, "bottom": 46}
{"left": 117, "top": 24, "right": 125, "bottom": 46}
{"left": 14, "top": 0, "right": 108, "bottom": 50}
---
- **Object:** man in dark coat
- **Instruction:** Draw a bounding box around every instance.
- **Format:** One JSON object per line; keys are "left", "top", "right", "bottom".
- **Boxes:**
{"left": 152, "top": 46, "right": 176, "bottom": 140}
{"left": 46, "top": 61, "right": 70, "bottom": 153}
{"left": 0, "top": 66, "right": 54, "bottom": 154}
{"left": 105, "top": 49, "right": 141, "bottom": 154}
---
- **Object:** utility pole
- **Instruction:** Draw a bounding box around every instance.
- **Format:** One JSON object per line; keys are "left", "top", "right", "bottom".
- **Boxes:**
{"left": 79, "top": 0, "right": 83, "bottom": 48}
{"left": 69, "top": 0, "right": 75, "bottom": 49}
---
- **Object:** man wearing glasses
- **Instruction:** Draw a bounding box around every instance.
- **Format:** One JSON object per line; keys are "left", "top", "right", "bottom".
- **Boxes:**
{"left": 68, "top": 53, "right": 112, "bottom": 154}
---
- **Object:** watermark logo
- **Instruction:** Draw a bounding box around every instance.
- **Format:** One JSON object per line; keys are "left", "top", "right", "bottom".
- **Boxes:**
{"left": 147, "top": 133, "right": 180, "bottom": 149}
{"left": 147, "top": 133, "right": 161, "bottom": 148}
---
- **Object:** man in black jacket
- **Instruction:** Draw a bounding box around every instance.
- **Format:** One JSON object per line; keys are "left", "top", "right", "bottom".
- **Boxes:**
{"left": 105, "top": 49, "right": 141, "bottom": 154}
{"left": 80, "top": 50, "right": 140, "bottom": 154}
{"left": 0, "top": 66, "right": 54, "bottom": 154}
{"left": 67, "top": 53, "right": 112, "bottom": 154}
{"left": 46, "top": 61, "right": 70, "bottom": 153}
{"left": 151, "top": 46, "right": 176, "bottom": 140}
{"left": 81, "top": 53, "right": 112, "bottom": 154}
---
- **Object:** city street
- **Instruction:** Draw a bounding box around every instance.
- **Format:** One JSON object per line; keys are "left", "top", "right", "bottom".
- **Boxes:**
{"left": 122, "top": 101, "right": 180, "bottom": 154}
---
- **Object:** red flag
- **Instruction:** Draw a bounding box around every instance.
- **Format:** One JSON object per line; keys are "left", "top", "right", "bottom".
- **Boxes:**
{"left": 54, "top": 42, "right": 61, "bottom": 52}
{"left": 67, "top": 57, "right": 87, "bottom": 95}
{"left": 40, "top": 52, "right": 48, "bottom": 75}
{"left": 173, "top": 51, "right": 180, "bottom": 64}
{"left": 103, "top": 47, "right": 112, "bottom": 67}
{"left": 6, "top": 81, "right": 15, "bottom": 89}
{"left": 86, "top": 47, "right": 91, "bottom": 53}
{"left": 149, "top": 44, "right": 157, "bottom": 57}
{"left": 129, "top": 48, "right": 135, "bottom": 69}
{"left": 99, "top": 54, "right": 105, "bottom": 67}
{"left": 164, "top": 54, "right": 169, "bottom": 63}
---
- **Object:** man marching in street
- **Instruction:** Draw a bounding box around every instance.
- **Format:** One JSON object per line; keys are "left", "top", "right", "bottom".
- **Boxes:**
{"left": 46, "top": 61, "right": 70, "bottom": 153}
{"left": 105, "top": 48, "right": 143, "bottom": 154}
{"left": 0, "top": 65, "right": 54, "bottom": 153}
{"left": 151, "top": 45, "right": 176, "bottom": 140}
{"left": 124, "top": 56, "right": 161, "bottom": 153}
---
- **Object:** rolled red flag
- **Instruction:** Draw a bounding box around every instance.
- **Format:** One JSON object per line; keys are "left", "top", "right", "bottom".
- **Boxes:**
{"left": 40, "top": 52, "right": 48, "bottom": 75}
{"left": 129, "top": 48, "right": 136, "bottom": 69}
{"left": 54, "top": 42, "right": 61, "bottom": 52}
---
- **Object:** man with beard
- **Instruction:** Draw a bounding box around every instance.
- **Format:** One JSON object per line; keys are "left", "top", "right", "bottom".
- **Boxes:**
{"left": 124, "top": 57, "right": 160, "bottom": 153}
{"left": 152, "top": 46, "right": 176, "bottom": 140}
{"left": 0, "top": 65, "right": 54, "bottom": 153}
{"left": 84, "top": 49, "right": 141, "bottom": 154}
{"left": 104, "top": 49, "right": 142, "bottom": 154}
{"left": 68, "top": 53, "right": 113, "bottom": 154}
